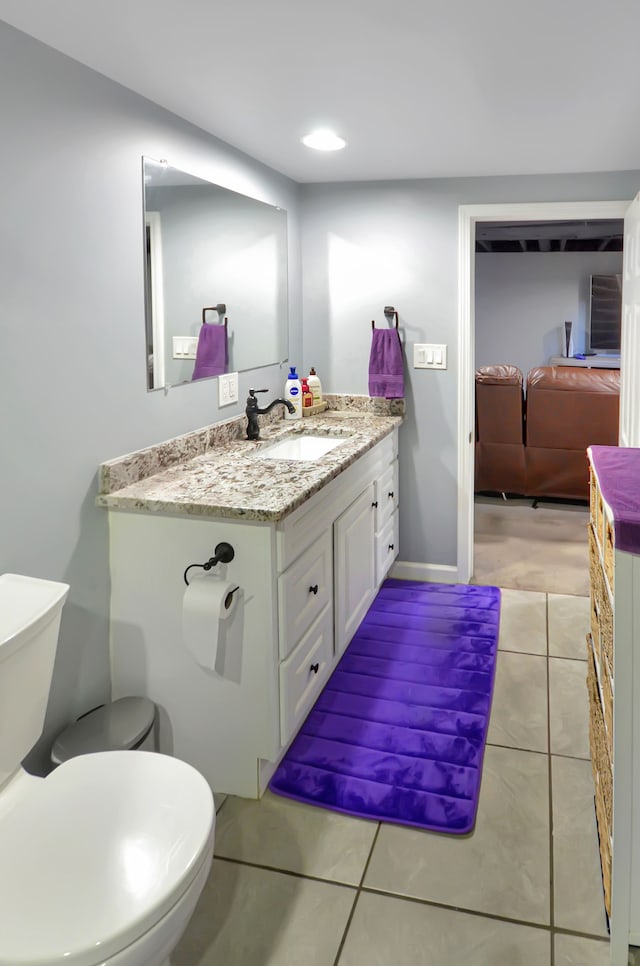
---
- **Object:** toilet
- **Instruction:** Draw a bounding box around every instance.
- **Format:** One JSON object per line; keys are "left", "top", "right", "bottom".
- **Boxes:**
{"left": 0, "top": 573, "right": 215, "bottom": 966}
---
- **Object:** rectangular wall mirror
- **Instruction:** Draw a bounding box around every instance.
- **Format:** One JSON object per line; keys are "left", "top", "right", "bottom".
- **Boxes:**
{"left": 142, "top": 157, "right": 289, "bottom": 391}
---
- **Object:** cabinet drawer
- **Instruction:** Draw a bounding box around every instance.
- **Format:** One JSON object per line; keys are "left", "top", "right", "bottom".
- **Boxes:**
{"left": 278, "top": 531, "right": 332, "bottom": 661}
{"left": 604, "top": 519, "right": 615, "bottom": 594}
{"left": 589, "top": 469, "right": 597, "bottom": 526}
{"left": 375, "top": 459, "right": 399, "bottom": 530}
{"left": 589, "top": 526, "right": 613, "bottom": 678}
{"left": 376, "top": 509, "right": 399, "bottom": 584}
{"left": 279, "top": 605, "right": 333, "bottom": 745}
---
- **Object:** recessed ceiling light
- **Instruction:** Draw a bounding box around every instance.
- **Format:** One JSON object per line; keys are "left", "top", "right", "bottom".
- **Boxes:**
{"left": 302, "top": 129, "right": 346, "bottom": 152}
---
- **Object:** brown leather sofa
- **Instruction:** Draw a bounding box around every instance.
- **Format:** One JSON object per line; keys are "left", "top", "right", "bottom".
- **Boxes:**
{"left": 475, "top": 365, "right": 526, "bottom": 495}
{"left": 475, "top": 365, "right": 620, "bottom": 501}
{"left": 525, "top": 366, "right": 620, "bottom": 500}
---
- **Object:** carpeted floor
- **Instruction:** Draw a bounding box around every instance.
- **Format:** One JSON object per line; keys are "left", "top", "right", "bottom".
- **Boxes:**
{"left": 473, "top": 496, "right": 590, "bottom": 597}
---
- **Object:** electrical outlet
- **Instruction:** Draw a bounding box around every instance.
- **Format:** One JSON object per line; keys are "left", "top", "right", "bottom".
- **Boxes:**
{"left": 218, "top": 371, "right": 239, "bottom": 407}
{"left": 413, "top": 343, "right": 447, "bottom": 369}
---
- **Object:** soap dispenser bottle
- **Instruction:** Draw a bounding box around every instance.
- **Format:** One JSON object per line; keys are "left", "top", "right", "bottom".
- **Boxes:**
{"left": 284, "top": 366, "right": 302, "bottom": 420}
{"left": 308, "top": 367, "right": 322, "bottom": 405}
{"left": 301, "top": 377, "right": 313, "bottom": 409}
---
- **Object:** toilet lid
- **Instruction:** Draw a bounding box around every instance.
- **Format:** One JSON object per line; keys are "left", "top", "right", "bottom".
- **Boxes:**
{"left": 0, "top": 752, "right": 214, "bottom": 966}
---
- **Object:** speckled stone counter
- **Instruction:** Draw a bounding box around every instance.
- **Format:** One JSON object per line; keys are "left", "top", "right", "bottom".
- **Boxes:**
{"left": 98, "top": 396, "right": 404, "bottom": 523}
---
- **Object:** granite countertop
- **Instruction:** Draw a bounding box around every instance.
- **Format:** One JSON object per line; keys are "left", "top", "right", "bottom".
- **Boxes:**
{"left": 97, "top": 396, "right": 403, "bottom": 523}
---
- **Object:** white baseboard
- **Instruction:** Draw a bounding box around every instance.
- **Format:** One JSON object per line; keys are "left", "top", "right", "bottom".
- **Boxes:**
{"left": 389, "top": 560, "right": 462, "bottom": 584}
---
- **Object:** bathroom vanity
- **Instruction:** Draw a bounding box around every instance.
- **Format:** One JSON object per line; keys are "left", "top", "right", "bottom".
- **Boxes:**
{"left": 98, "top": 398, "right": 402, "bottom": 797}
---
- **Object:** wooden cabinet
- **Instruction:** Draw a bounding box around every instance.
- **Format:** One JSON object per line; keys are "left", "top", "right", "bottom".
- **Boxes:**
{"left": 587, "top": 446, "right": 640, "bottom": 966}
{"left": 108, "top": 429, "right": 399, "bottom": 801}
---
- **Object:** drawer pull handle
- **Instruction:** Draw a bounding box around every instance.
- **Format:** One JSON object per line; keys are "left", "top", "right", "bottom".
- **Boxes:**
{"left": 388, "top": 491, "right": 395, "bottom": 499}
{"left": 309, "top": 584, "right": 319, "bottom": 595}
{"left": 310, "top": 663, "right": 319, "bottom": 674}
{"left": 372, "top": 500, "right": 378, "bottom": 508}
{"left": 388, "top": 543, "right": 395, "bottom": 551}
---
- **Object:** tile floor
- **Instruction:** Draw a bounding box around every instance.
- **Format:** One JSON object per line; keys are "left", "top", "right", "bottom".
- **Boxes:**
{"left": 173, "top": 589, "right": 639, "bottom": 965}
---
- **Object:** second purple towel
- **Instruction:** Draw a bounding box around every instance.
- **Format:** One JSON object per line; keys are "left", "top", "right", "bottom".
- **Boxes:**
{"left": 369, "top": 328, "right": 404, "bottom": 398}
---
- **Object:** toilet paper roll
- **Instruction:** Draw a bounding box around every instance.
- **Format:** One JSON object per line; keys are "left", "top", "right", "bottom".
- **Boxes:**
{"left": 182, "top": 577, "right": 239, "bottom": 670}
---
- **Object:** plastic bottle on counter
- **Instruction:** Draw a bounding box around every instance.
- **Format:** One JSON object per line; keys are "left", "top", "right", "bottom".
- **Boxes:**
{"left": 308, "top": 367, "right": 322, "bottom": 405}
{"left": 301, "top": 378, "right": 313, "bottom": 409}
{"left": 284, "top": 366, "right": 302, "bottom": 420}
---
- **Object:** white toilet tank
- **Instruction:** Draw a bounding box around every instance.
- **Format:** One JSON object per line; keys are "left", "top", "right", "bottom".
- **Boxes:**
{"left": 0, "top": 574, "right": 69, "bottom": 788}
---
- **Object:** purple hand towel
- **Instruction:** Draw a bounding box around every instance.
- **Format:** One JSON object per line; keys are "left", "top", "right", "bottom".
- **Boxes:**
{"left": 192, "top": 324, "right": 228, "bottom": 380}
{"left": 369, "top": 328, "right": 404, "bottom": 398}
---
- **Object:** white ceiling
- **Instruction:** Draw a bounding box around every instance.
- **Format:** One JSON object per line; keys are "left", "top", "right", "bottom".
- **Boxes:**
{"left": 2, "top": 0, "right": 640, "bottom": 184}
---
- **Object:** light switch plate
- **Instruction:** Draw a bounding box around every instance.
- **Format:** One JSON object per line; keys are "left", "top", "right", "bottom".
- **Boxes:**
{"left": 414, "top": 343, "right": 447, "bottom": 369}
{"left": 172, "top": 336, "right": 198, "bottom": 360}
{"left": 218, "top": 371, "right": 239, "bottom": 407}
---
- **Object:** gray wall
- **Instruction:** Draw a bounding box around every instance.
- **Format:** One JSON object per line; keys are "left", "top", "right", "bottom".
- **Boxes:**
{"left": 0, "top": 22, "right": 301, "bottom": 771}
{"left": 475, "top": 251, "right": 624, "bottom": 380}
{"left": 300, "top": 174, "right": 640, "bottom": 568}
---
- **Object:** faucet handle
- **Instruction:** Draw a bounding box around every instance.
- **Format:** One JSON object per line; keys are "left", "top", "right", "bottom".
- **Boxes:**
{"left": 248, "top": 388, "right": 269, "bottom": 397}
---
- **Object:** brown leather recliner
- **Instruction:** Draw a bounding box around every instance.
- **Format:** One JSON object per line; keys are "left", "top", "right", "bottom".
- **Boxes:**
{"left": 475, "top": 365, "right": 526, "bottom": 495}
{"left": 525, "top": 366, "right": 620, "bottom": 500}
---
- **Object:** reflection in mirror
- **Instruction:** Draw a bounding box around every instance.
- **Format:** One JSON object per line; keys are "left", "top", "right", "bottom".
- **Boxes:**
{"left": 142, "top": 157, "right": 289, "bottom": 391}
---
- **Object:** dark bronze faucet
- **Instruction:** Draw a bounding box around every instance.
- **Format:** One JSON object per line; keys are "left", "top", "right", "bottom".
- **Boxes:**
{"left": 245, "top": 389, "right": 295, "bottom": 440}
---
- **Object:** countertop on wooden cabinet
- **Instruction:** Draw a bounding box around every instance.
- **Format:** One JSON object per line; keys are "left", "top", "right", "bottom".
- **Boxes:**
{"left": 97, "top": 397, "right": 403, "bottom": 523}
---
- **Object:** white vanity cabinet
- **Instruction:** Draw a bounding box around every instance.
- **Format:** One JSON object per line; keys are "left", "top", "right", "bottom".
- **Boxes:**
{"left": 107, "top": 428, "right": 399, "bottom": 799}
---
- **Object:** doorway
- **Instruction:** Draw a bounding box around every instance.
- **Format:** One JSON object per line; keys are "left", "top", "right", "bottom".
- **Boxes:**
{"left": 457, "top": 200, "right": 630, "bottom": 584}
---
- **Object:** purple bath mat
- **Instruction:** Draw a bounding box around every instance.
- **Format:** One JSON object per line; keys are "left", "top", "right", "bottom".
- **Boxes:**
{"left": 270, "top": 579, "right": 501, "bottom": 833}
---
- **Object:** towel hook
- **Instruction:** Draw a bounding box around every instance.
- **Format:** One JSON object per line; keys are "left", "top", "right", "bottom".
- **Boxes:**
{"left": 372, "top": 307, "right": 399, "bottom": 330}
{"left": 202, "top": 304, "right": 227, "bottom": 327}
{"left": 384, "top": 306, "right": 399, "bottom": 329}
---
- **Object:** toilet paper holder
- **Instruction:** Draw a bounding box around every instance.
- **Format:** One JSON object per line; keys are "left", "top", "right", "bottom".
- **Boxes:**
{"left": 183, "top": 541, "right": 236, "bottom": 585}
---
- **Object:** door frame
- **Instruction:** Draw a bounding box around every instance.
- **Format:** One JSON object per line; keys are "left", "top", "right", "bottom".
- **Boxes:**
{"left": 457, "top": 199, "right": 630, "bottom": 584}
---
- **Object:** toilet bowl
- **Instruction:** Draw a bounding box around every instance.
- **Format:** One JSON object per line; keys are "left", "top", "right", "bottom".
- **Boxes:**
{"left": 0, "top": 574, "right": 215, "bottom": 966}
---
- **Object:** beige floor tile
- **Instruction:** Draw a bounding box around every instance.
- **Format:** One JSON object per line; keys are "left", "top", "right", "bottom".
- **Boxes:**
{"left": 340, "top": 891, "right": 550, "bottom": 966}
{"left": 173, "top": 859, "right": 355, "bottom": 966}
{"left": 549, "top": 657, "right": 590, "bottom": 759}
{"left": 552, "top": 756, "right": 608, "bottom": 937}
{"left": 487, "top": 651, "right": 548, "bottom": 753}
{"left": 554, "top": 934, "right": 610, "bottom": 965}
{"left": 549, "top": 594, "right": 590, "bottom": 660}
{"left": 364, "top": 745, "right": 550, "bottom": 925}
{"left": 497, "top": 589, "right": 547, "bottom": 655}
{"left": 214, "top": 790, "right": 378, "bottom": 885}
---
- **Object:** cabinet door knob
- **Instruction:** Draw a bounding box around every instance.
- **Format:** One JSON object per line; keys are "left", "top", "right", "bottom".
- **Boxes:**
{"left": 388, "top": 491, "right": 395, "bottom": 499}
{"left": 309, "top": 584, "right": 319, "bottom": 595}
{"left": 371, "top": 500, "right": 378, "bottom": 508}
{"left": 310, "top": 663, "right": 319, "bottom": 674}
{"left": 388, "top": 543, "right": 395, "bottom": 551}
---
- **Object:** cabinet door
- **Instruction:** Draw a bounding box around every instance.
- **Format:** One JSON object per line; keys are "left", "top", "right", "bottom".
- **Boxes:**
{"left": 334, "top": 483, "right": 376, "bottom": 656}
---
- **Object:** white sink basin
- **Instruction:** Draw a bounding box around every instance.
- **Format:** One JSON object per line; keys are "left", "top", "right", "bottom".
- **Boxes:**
{"left": 255, "top": 435, "right": 347, "bottom": 461}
